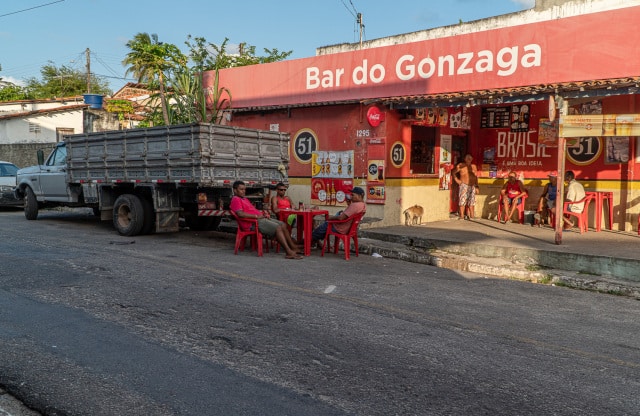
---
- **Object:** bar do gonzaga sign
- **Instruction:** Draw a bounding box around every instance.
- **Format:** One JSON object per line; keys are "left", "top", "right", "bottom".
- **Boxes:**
{"left": 206, "top": 5, "right": 640, "bottom": 228}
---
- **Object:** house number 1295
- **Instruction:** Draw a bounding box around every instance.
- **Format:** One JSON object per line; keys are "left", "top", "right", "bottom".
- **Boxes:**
{"left": 356, "top": 129, "right": 370, "bottom": 137}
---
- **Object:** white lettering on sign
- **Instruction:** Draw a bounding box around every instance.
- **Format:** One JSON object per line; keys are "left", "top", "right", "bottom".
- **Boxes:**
{"left": 352, "top": 60, "right": 386, "bottom": 85}
{"left": 396, "top": 44, "right": 541, "bottom": 80}
{"left": 306, "top": 44, "right": 542, "bottom": 90}
{"left": 496, "top": 131, "right": 551, "bottom": 158}
{"left": 306, "top": 67, "right": 345, "bottom": 89}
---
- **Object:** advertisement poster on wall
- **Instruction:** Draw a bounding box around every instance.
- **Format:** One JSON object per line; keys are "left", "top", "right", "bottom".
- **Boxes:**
{"left": 605, "top": 137, "right": 630, "bottom": 164}
{"left": 439, "top": 134, "right": 452, "bottom": 190}
{"left": 366, "top": 139, "right": 386, "bottom": 205}
{"left": 311, "top": 150, "right": 353, "bottom": 206}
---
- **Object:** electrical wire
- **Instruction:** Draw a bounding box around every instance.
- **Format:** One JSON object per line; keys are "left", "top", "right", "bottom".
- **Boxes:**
{"left": 0, "top": 0, "right": 65, "bottom": 18}
{"left": 340, "top": 0, "right": 356, "bottom": 18}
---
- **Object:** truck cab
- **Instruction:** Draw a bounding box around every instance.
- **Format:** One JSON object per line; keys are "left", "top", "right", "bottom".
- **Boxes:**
{"left": 17, "top": 142, "right": 70, "bottom": 201}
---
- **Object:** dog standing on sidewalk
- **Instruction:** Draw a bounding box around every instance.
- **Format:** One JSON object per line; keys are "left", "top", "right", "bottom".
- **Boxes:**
{"left": 403, "top": 205, "right": 424, "bottom": 226}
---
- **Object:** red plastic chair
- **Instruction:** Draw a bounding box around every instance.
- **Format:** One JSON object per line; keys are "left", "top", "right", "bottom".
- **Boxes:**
{"left": 321, "top": 212, "right": 365, "bottom": 260}
{"left": 230, "top": 210, "right": 264, "bottom": 256}
{"left": 562, "top": 194, "right": 594, "bottom": 234}
{"left": 497, "top": 193, "right": 528, "bottom": 224}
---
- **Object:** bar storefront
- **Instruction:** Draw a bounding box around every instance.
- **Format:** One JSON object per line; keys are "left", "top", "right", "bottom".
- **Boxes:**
{"left": 206, "top": 5, "right": 640, "bottom": 230}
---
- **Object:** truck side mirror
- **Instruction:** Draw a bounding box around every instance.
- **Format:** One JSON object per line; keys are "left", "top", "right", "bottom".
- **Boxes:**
{"left": 37, "top": 149, "right": 44, "bottom": 165}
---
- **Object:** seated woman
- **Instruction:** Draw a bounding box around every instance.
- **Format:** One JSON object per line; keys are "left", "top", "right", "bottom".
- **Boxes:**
{"left": 231, "top": 180, "right": 302, "bottom": 259}
{"left": 499, "top": 171, "right": 527, "bottom": 224}
{"left": 270, "top": 182, "right": 296, "bottom": 228}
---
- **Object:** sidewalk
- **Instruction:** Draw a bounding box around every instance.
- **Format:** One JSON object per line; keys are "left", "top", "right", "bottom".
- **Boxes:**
{"left": 357, "top": 217, "right": 640, "bottom": 299}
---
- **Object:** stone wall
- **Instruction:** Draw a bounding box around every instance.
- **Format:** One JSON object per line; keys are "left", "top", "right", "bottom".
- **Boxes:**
{"left": 0, "top": 109, "right": 120, "bottom": 168}
{"left": 0, "top": 143, "right": 56, "bottom": 168}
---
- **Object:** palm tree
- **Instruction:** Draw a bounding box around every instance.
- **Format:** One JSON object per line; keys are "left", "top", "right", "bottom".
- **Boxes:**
{"left": 122, "top": 33, "right": 186, "bottom": 125}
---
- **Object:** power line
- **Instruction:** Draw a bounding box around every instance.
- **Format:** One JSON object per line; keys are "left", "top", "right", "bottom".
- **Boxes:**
{"left": 92, "top": 53, "right": 123, "bottom": 79}
{"left": 0, "top": 0, "right": 65, "bottom": 18}
{"left": 340, "top": 0, "right": 356, "bottom": 18}
{"left": 347, "top": 0, "right": 359, "bottom": 15}
{"left": 339, "top": 0, "right": 365, "bottom": 45}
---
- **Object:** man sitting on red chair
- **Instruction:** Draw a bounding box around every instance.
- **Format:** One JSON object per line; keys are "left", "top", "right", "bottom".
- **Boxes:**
{"left": 230, "top": 180, "right": 303, "bottom": 259}
{"left": 500, "top": 171, "right": 528, "bottom": 224}
{"left": 311, "top": 187, "right": 366, "bottom": 246}
{"left": 563, "top": 170, "right": 586, "bottom": 230}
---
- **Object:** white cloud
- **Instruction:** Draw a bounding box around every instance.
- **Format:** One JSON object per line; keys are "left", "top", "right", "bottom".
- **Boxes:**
{"left": 0, "top": 76, "right": 24, "bottom": 86}
{"left": 511, "top": 0, "right": 536, "bottom": 8}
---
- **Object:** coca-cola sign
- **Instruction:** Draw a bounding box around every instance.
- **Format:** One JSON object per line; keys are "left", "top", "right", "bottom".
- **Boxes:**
{"left": 367, "top": 106, "right": 385, "bottom": 127}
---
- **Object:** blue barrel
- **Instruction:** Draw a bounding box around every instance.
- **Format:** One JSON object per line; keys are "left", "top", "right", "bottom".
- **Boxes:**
{"left": 83, "top": 94, "right": 103, "bottom": 109}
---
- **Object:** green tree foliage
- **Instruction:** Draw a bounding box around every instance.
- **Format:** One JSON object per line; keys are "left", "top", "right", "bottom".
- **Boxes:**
{"left": 123, "top": 34, "right": 291, "bottom": 126}
{"left": 122, "top": 33, "right": 187, "bottom": 125}
{"left": 151, "top": 36, "right": 291, "bottom": 125}
{"left": 0, "top": 81, "right": 29, "bottom": 101}
{"left": 185, "top": 36, "right": 292, "bottom": 71}
{"left": 104, "top": 99, "right": 135, "bottom": 125}
{"left": 23, "top": 63, "right": 110, "bottom": 99}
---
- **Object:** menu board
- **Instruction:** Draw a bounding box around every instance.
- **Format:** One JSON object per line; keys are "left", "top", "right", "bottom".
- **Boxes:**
{"left": 510, "top": 104, "right": 530, "bottom": 132}
{"left": 480, "top": 107, "right": 510, "bottom": 128}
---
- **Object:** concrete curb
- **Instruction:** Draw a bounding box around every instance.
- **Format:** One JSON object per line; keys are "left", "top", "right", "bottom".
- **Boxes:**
{"left": 358, "top": 239, "right": 640, "bottom": 300}
{"left": 359, "top": 229, "right": 640, "bottom": 282}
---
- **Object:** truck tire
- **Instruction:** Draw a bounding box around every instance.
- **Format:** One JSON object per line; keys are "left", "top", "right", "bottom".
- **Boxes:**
{"left": 24, "top": 187, "right": 39, "bottom": 220}
{"left": 113, "top": 194, "right": 144, "bottom": 236}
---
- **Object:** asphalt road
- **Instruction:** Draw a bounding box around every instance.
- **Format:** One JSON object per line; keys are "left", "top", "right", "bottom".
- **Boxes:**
{"left": 0, "top": 208, "right": 639, "bottom": 415}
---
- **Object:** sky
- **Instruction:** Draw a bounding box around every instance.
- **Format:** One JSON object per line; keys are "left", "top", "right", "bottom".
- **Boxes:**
{"left": 0, "top": 0, "right": 535, "bottom": 94}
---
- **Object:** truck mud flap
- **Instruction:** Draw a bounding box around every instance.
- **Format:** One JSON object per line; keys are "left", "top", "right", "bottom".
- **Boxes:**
{"left": 156, "top": 210, "right": 180, "bottom": 233}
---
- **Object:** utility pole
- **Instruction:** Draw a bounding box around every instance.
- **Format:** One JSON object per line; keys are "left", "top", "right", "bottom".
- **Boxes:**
{"left": 357, "top": 13, "right": 364, "bottom": 48}
{"left": 85, "top": 48, "right": 91, "bottom": 93}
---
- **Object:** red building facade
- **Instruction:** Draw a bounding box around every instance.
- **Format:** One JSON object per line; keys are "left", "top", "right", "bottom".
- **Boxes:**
{"left": 205, "top": 5, "right": 640, "bottom": 229}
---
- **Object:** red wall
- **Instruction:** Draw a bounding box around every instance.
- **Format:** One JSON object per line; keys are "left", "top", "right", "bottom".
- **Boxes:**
{"left": 228, "top": 95, "right": 640, "bottom": 184}
{"left": 227, "top": 105, "right": 375, "bottom": 179}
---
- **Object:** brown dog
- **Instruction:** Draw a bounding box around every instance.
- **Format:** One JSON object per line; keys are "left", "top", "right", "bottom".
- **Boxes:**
{"left": 403, "top": 205, "right": 424, "bottom": 226}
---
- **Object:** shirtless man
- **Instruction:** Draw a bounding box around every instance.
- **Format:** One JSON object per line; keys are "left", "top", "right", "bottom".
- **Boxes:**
{"left": 453, "top": 154, "right": 479, "bottom": 220}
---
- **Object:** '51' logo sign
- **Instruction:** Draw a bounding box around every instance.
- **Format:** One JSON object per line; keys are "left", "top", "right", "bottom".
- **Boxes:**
{"left": 566, "top": 136, "right": 602, "bottom": 166}
{"left": 292, "top": 128, "right": 318, "bottom": 164}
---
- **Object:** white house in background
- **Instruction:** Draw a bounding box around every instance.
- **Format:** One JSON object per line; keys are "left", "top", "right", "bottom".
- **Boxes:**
{"left": 0, "top": 96, "right": 120, "bottom": 167}
{"left": 0, "top": 97, "right": 87, "bottom": 144}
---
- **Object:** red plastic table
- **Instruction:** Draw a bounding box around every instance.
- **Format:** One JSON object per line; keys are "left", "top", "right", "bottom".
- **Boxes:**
{"left": 279, "top": 208, "right": 329, "bottom": 256}
{"left": 586, "top": 191, "right": 613, "bottom": 232}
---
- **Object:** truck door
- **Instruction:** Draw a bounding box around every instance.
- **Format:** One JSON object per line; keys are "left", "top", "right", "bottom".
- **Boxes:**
{"left": 39, "top": 144, "right": 69, "bottom": 200}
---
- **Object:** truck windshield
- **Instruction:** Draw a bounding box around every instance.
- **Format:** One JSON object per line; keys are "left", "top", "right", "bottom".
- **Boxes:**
{"left": 47, "top": 146, "right": 67, "bottom": 166}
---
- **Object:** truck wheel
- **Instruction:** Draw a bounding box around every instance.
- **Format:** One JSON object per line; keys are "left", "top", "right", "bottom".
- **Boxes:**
{"left": 139, "top": 196, "right": 155, "bottom": 235}
{"left": 24, "top": 187, "right": 39, "bottom": 220}
{"left": 113, "top": 194, "right": 144, "bottom": 236}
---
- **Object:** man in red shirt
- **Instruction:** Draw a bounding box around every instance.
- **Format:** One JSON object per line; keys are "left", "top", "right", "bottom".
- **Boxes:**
{"left": 499, "top": 171, "right": 528, "bottom": 224}
{"left": 230, "top": 180, "right": 302, "bottom": 259}
{"left": 312, "top": 187, "right": 366, "bottom": 243}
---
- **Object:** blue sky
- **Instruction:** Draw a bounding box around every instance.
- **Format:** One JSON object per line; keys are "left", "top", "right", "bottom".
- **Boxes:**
{"left": 0, "top": 0, "right": 535, "bottom": 93}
